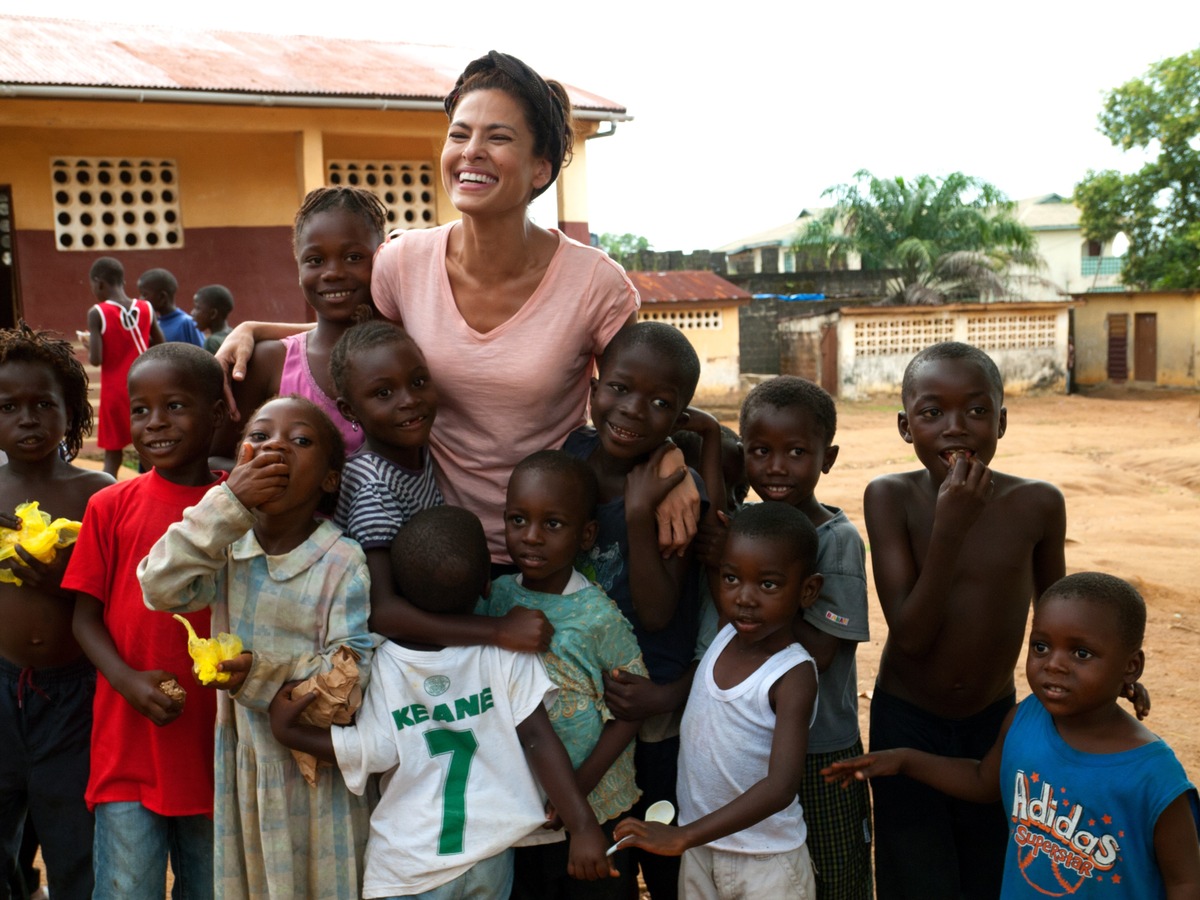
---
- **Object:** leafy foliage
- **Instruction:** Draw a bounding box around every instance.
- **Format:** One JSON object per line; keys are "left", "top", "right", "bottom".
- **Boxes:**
{"left": 1076, "top": 47, "right": 1200, "bottom": 290}
{"left": 598, "top": 232, "right": 652, "bottom": 270}
{"left": 794, "top": 170, "right": 1040, "bottom": 305}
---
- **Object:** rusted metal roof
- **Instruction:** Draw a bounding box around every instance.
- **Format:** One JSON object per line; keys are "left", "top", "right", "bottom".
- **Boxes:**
{"left": 0, "top": 14, "right": 626, "bottom": 116}
{"left": 628, "top": 271, "right": 752, "bottom": 305}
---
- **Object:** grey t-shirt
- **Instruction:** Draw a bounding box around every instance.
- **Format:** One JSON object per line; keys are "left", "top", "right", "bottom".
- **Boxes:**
{"left": 804, "top": 505, "right": 870, "bottom": 752}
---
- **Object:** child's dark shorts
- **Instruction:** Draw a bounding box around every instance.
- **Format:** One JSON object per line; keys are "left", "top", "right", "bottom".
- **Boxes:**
{"left": 0, "top": 655, "right": 96, "bottom": 900}
{"left": 869, "top": 686, "right": 1013, "bottom": 900}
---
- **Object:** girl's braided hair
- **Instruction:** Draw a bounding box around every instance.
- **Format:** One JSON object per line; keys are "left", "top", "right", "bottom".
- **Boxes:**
{"left": 0, "top": 322, "right": 92, "bottom": 460}
{"left": 293, "top": 186, "right": 388, "bottom": 253}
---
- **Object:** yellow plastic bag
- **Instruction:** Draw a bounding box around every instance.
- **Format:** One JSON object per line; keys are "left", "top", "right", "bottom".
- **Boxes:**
{"left": 0, "top": 502, "right": 82, "bottom": 586}
{"left": 172, "top": 614, "right": 244, "bottom": 685}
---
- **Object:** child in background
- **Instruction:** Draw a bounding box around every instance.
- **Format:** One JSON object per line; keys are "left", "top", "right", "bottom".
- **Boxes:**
{"left": 615, "top": 502, "right": 822, "bottom": 898}
{"left": 865, "top": 342, "right": 1067, "bottom": 899}
{"left": 826, "top": 572, "right": 1200, "bottom": 898}
{"left": 212, "top": 187, "right": 385, "bottom": 466}
{"left": 0, "top": 325, "right": 113, "bottom": 900}
{"left": 330, "top": 320, "right": 442, "bottom": 554}
{"left": 479, "top": 451, "right": 647, "bottom": 899}
{"left": 740, "top": 376, "right": 872, "bottom": 900}
{"left": 84, "top": 256, "right": 164, "bottom": 477}
{"left": 564, "top": 321, "right": 707, "bottom": 900}
{"left": 192, "top": 284, "right": 235, "bottom": 353}
{"left": 66, "top": 343, "right": 226, "bottom": 900}
{"left": 138, "top": 268, "right": 204, "bottom": 347}
{"left": 269, "top": 505, "right": 615, "bottom": 898}
{"left": 140, "top": 395, "right": 378, "bottom": 899}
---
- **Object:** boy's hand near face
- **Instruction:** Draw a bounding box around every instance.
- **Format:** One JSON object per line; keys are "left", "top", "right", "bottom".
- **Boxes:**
{"left": 225, "top": 441, "right": 289, "bottom": 510}
{"left": 934, "top": 454, "right": 995, "bottom": 534}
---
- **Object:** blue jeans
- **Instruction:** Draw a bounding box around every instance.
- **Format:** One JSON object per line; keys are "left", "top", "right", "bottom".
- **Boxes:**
{"left": 382, "top": 848, "right": 513, "bottom": 899}
{"left": 93, "top": 802, "right": 213, "bottom": 900}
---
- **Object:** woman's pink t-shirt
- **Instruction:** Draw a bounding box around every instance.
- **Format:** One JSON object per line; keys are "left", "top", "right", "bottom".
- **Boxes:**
{"left": 371, "top": 225, "right": 638, "bottom": 561}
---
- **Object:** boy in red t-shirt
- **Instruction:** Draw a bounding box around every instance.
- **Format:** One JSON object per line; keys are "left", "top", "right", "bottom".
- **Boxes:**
{"left": 66, "top": 343, "right": 227, "bottom": 899}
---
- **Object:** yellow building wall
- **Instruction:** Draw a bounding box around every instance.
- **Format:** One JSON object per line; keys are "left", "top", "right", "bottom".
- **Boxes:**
{"left": 1073, "top": 292, "right": 1200, "bottom": 386}
{"left": 0, "top": 99, "right": 449, "bottom": 228}
{"left": 639, "top": 303, "right": 745, "bottom": 399}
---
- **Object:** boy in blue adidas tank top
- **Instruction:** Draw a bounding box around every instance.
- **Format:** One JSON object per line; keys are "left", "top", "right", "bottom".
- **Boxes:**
{"left": 826, "top": 573, "right": 1200, "bottom": 898}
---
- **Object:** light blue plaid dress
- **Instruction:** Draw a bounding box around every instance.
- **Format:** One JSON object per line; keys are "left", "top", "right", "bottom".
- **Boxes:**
{"left": 140, "top": 484, "right": 380, "bottom": 899}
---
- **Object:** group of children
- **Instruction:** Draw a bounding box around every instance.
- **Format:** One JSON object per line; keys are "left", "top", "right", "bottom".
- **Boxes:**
{"left": 0, "top": 182, "right": 1196, "bottom": 900}
{"left": 85, "top": 255, "right": 234, "bottom": 476}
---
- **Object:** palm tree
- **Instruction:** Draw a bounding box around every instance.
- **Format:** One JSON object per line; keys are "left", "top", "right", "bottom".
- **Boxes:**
{"left": 793, "top": 170, "right": 1042, "bottom": 305}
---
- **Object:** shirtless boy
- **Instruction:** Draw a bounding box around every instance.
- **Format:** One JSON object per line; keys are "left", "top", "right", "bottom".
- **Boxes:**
{"left": 864, "top": 342, "right": 1066, "bottom": 899}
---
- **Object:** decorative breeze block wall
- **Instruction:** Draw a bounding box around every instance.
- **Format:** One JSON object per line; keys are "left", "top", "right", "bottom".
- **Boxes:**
{"left": 51, "top": 158, "right": 182, "bottom": 251}
{"left": 639, "top": 309, "right": 723, "bottom": 330}
{"left": 327, "top": 161, "right": 437, "bottom": 231}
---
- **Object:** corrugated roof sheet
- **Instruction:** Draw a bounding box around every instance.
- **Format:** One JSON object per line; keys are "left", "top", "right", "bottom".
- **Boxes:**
{"left": 628, "top": 271, "right": 752, "bottom": 304}
{"left": 0, "top": 14, "right": 626, "bottom": 114}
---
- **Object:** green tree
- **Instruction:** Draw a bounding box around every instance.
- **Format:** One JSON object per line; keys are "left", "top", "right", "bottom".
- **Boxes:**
{"left": 1076, "top": 47, "right": 1200, "bottom": 290}
{"left": 598, "top": 232, "right": 651, "bottom": 270}
{"left": 794, "top": 170, "right": 1040, "bottom": 305}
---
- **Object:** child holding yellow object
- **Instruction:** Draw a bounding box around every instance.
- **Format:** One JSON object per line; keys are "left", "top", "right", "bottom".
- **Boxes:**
{"left": 0, "top": 324, "right": 114, "bottom": 900}
{"left": 0, "top": 501, "right": 82, "bottom": 585}
{"left": 140, "top": 396, "right": 380, "bottom": 899}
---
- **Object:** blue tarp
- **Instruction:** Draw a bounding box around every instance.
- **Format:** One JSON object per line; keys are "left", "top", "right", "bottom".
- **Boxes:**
{"left": 751, "top": 293, "right": 826, "bottom": 301}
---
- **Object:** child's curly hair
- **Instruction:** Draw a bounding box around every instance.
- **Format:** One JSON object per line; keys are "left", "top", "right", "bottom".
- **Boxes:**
{"left": 0, "top": 322, "right": 93, "bottom": 461}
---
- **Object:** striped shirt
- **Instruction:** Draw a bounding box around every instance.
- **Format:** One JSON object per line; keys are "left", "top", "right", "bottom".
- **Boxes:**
{"left": 334, "top": 449, "right": 443, "bottom": 550}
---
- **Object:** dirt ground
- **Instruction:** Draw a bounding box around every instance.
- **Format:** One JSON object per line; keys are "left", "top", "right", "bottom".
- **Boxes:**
{"left": 814, "top": 387, "right": 1200, "bottom": 774}
{"left": 57, "top": 386, "right": 1198, "bottom": 897}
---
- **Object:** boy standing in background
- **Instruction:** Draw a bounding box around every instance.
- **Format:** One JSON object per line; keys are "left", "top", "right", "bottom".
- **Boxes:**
{"left": 864, "top": 342, "right": 1066, "bottom": 899}
{"left": 138, "top": 268, "right": 203, "bottom": 346}
{"left": 739, "top": 376, "right": 872, "bottom": 899}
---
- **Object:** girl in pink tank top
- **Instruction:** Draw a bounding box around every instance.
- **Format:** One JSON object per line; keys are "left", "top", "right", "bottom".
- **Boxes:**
{"left": 212, "top": 188, "right": 387, "bottom": 465}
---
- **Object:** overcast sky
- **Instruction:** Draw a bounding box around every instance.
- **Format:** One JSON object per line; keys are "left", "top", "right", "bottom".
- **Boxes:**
{"left": 4, "top": 0, "right": 1198, "bottom": 250}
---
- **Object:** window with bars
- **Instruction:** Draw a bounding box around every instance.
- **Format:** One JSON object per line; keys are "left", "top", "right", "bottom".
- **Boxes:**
{"left": 853, "top": 317, "right": 954, "bottom": 356}
{"left": 639, "top": 309, "right": 723, "bottom": 329}
{"left": 327, "top": 160, "right": 437, "bottom": 231}
{"left": 51, "top": 158, "right": 182, "bottom": 251}
{"left": 966, "top": 314, "right": 1057, "bottom": 349}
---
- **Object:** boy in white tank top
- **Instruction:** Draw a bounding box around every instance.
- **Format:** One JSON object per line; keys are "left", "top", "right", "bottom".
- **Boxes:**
{"left": 613, "top": 503, "right": 822, "bottom": 899}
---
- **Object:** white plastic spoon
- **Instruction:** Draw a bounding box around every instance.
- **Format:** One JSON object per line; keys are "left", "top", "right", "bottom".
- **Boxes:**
{"left": 606, "top": 800, "right": 676, "bottom": 856}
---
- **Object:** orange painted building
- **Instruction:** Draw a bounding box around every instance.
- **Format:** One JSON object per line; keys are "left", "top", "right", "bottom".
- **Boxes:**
{"left": 0, "top": 15, "right": 628, "bottom": 336}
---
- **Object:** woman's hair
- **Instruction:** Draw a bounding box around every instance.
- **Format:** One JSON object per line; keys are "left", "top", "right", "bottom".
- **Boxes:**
{"left": 330, "top": 320, "right": 419, "bottom": 397}
{"left": 293, "top": 186, "right": 388, "bottom": 253}
{"left": 444, "top": 50, "right": 574, "bottom": 200}
{"left": 0, "top": 322, "right": 93, "bottom": 461}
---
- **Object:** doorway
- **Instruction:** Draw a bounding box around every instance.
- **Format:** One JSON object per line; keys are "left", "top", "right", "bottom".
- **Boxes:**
{"left": 0, "top": 187, "right": 19, "bottom": 328}
{"left": 1133, "top": 313, "right": 1157, "bottom": 382}
{"left": 1105, "top": 313, "right": 1128, "bottom": 383}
